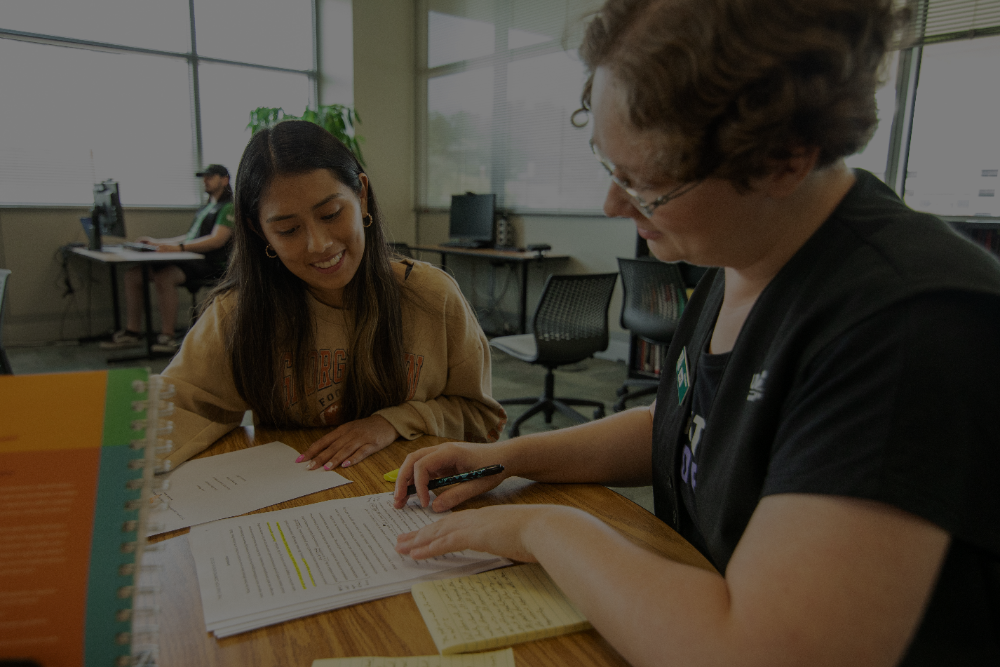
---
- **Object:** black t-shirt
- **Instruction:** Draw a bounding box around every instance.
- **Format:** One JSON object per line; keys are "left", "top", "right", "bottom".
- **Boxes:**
{"left": 651, "top": 170, "right": 1000, "bottom": 664}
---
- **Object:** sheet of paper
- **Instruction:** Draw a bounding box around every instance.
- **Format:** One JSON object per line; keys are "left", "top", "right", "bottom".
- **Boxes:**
{"left": 411, "top": 563, "right": 591, "bottom": 654}
{"left": 187, "top": 492, "right": 509, "bottom": 636}
{"left": 311, "top": 647, "right": 516, "bottom": 667}
{"left": 148, "top": 441, "right": 350, "bottom": 534}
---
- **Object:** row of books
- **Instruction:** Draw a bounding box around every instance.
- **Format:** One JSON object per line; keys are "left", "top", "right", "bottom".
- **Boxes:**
{"left": 634, "top": 339, "right": 668, "bottom": 377}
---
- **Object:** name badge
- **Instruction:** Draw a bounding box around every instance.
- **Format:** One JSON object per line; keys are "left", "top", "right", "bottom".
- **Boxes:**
{"left": 675, "top": 346, "right": 690, "bottom": 404}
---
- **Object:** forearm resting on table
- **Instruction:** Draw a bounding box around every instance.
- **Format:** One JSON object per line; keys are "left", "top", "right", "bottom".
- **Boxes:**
{"left": 526, "top": 495, "right": 948, "bottom": 667}
{"left": 501, "top": 405, "right": 654, "bottom": 486}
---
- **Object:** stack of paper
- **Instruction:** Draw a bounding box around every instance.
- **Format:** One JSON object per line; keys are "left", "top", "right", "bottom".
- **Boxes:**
{"left": 412, "top": 564, "right": 591, "bottom": 654}
{"left": 149, "top": 442, "right": 351, "bottom": 535}
{"left": 188, "top": 493, "right": 510, "bottom": 637}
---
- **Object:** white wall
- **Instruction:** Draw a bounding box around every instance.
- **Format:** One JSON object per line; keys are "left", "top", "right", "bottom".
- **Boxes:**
{"left": 352, "top": 0, "right": 416, "bottom": 245}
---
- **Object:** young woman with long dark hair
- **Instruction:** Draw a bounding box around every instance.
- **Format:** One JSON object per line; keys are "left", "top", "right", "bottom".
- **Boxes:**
{"left": 393, "top": 1, "right": 1000, "bottom": 665}
{"left": 160, "top": 120, "right": 506, "bottom": 469}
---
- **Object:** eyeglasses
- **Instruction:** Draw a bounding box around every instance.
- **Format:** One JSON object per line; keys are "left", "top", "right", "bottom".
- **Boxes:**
{"left": 590, "top": 140, "right": 700, "bottom": 218}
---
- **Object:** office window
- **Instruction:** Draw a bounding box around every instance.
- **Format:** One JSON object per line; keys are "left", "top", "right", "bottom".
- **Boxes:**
{"left": 0, "top": 0, "right": 322, "bottom": 207}
{"left": 0, "top": 38, "right": 195, "bottom": 206}
{"left": 195, "top": 0, "right": 314, "bottom": 71}
{"left": 904, "top": 35, "right": 1000, "bottom": 218}
{"left": 419, "top": 0, "right": 606, "bottom": 214}
{"left": 419, "top": 0, "right": 1000, "bottom": 219}
{"left": 426, "top": 69, "right": 494, "bottom": 207}
{"left": 200, "top": 64, "right": 314, "bottom": 181}
{"left": 0, "top": 0, "right": 190, "bottom": 53}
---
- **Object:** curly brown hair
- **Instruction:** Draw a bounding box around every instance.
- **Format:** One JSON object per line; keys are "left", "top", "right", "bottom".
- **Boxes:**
{"left": 579, "top": 0, "right": 910, "bottom": 187}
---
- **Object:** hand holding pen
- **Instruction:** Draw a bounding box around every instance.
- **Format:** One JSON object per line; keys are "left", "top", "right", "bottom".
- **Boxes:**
{"left": 404, "top": 464, "right": 504, "bottom": 496}
{"left": 393, "top": 442, "right": 509, "bottom": 511}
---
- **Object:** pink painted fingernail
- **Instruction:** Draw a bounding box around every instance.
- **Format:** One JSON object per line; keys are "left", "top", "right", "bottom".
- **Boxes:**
{"left": 342, "top": 460, "right": 351, "bottom": 468}
{"left": 307, "top": 461, "right": 317, "bottom": 470}
{"left": 324, "top": 462, "right": 334, "bottom": 470}
{"left": 295, "top": 455, "right": 304, "bottom": 463}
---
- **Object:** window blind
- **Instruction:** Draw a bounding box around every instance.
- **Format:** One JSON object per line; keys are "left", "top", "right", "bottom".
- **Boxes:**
{"left": 905, "top": 0, "right": 1000, "bottom": 46}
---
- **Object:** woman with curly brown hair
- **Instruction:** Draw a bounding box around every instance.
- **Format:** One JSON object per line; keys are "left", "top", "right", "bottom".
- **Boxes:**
{"left": 392, "top": 1, "right": 1000, "bottom": 665}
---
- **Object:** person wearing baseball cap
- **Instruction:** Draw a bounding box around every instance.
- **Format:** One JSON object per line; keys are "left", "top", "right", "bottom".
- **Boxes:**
{"left": 196, "top": 164, "right": 230, "bottom": 179}
{"left": 102, "top": 164, "right": 235, "bottom": 354}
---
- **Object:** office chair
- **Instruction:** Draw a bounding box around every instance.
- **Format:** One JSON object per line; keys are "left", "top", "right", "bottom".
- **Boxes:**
{"left": 613, "top": 258, "right": 688, "bottom": 412}
{"left": 490, "top": 272, "right": 618, "bottom": 437}
{"left": 1, "top": 269, "right": 13, "bottom": 374}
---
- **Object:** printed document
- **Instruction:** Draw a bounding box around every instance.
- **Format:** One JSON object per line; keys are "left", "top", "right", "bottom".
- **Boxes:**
{"left": 149, "top": 441, "right": 350, "bottom": 534}
{"left": 188, "top": 492, "right": 509, "bottom": 637}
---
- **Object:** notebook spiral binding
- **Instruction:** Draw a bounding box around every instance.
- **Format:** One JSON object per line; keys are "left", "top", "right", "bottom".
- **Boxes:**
{"left": 117, "top": 375, "right": 176, "bottom": 667}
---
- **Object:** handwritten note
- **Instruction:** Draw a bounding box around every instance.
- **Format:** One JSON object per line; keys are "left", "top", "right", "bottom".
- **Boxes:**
{"left": 311, "top": 648, "right": 515, "bottom": 667}
{"left": 148, "top": 441, "right": 350, "bottom": 534}
{"left": 411, "top": 564, "right": 591, "bottom": 654}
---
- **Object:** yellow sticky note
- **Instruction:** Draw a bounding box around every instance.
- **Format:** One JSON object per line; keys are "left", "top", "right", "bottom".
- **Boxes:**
{"left": 383, "top": 468, "right": 399, "bottom": 482}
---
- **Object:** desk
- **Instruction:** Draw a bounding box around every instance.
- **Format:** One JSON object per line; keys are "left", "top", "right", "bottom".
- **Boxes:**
{"left": 152, "top": 428, "right": 713, "bottom": 666}
{"left": 411, "top": 245, "right": 569, "bottom": 334}
{"left": 70, "top": 247, "right": 204, "bottom": 360}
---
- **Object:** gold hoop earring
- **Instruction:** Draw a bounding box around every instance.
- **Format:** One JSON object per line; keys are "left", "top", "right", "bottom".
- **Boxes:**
{"left": 363, "top": 213, "right": 374, "bottom": 228}
{"left": 265, "top": 244, "right": 278, "bottom": 259}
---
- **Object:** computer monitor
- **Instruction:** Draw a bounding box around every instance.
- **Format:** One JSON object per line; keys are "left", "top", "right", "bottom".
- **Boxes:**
{"left": 448, "top": 193, "right": 496, "bottom": 248}
{"left": 85, "top": 180, "right": 125, "bottom": 250}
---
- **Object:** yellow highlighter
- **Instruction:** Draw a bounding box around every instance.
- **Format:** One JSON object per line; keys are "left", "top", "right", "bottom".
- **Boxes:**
{"left": 383, "top": 468, "right": 399, "bottom": 482}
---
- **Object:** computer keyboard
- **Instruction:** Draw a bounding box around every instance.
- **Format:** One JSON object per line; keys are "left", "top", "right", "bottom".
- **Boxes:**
{"left": 122, "top": 241, "right": 159, "bottom": 252}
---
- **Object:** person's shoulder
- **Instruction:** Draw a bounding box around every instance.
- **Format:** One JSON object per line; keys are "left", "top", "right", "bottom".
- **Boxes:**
{"left": 825, "top": 169, "right": 1000, "bottom": 294}
{"left": 393, "top": 259, "right": 461, "bottom": 296}
{"left": 201, "top": 287, "right": 239, "bottom": 319}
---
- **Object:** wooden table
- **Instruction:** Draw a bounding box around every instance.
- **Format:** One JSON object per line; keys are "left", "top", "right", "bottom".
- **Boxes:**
{"left": 410, "top": 245, "right": 570, "bottom": 334}
{"left": 152, "top": 427, "right": 713, "bottom": 667}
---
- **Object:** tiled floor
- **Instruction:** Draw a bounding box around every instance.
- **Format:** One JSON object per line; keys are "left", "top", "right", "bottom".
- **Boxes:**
{"left": 6, "top": 338, "right": 657, "bottom": 512}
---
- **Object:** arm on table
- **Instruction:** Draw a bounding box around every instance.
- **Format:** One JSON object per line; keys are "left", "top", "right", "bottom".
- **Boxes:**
{"left": 155, "top": 224, "right": 233, "bottom": 254}
{"left": 393, "top": 403, "right": 655, "bottom": 511}
{"left": 299, "top": 265, "right": 508, "bottom": 471}
{"left": 397, "top": 492, "right": 949, "bottom": 667}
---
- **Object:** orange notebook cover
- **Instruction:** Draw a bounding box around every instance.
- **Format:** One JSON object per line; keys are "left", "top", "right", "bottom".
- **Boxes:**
{"left": 0, "top": 368, "right": 157, "bottom": 667}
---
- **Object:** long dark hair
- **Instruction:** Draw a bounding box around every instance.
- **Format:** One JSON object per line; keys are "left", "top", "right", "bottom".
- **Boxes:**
{"left": 212, "top": 120, "right": 408, "bottom": 426}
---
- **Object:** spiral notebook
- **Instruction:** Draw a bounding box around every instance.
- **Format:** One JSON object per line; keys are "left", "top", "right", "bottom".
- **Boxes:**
{"left": 0, "top": 368, "right": 173, "bottom": 667}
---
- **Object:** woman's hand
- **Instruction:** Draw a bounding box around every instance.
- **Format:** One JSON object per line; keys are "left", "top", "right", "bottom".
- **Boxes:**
{"left": 155, "top": 243, "right": 182, "bottom": 253}
{"left": 392, "top": 441, "right": 509, "bottom": 511}
{"left": 396, "top": 504, "right": 577, "bottom": 562}
{"left": 298, "top": 415, "right": 399, "bottom": 470}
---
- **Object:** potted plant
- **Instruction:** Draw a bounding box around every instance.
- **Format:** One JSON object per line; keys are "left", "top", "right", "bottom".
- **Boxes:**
{"left": 247, "top": 104, "right": 365, "bottom": 166}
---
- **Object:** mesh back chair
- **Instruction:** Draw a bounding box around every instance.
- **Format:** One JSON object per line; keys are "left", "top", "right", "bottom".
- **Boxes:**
{"left": 490, "top": 272, "right": 618, "bottom": 437}
{"left": 0, "top": 269, "right": 13, "bottom": 374}
{"left": 613, "top": 258, "right": 688, "bottom": 412}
